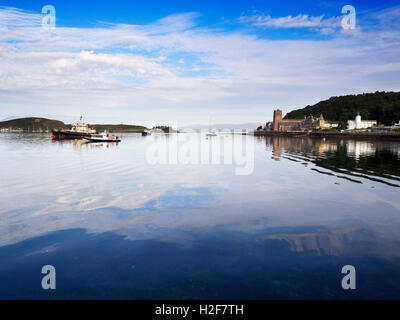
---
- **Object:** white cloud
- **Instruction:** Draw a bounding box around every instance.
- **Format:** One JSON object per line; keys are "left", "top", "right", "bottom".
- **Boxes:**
{"left": 238, "top": 12, "right": 341, "bottom": 30}
{"left": 0, "top": 6, "right": 399, "bottom": 126}
{"left": 0, "top": 5, "right": 41, "bottom": 28}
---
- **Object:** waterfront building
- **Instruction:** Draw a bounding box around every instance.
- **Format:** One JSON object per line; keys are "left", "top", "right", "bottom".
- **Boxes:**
{"left": 272, "top": 109, "right": 303, "bottom": 131}
{"left": 372, "top": 120, "right": 400, "bottom": 132}
{"left": 322, "top": 120, "right": 339, "bottom": 129}
{"left": 300, "top": 114, "right": 323, "bottom": 131}
{"left": 347, "top": 113, "right": 377, "bottom": 130}
{"left": 271, "top": 109, "right": 338, "bottom": 132}
{"left": 264, "top": 121, "right": 273, "bottom": 131}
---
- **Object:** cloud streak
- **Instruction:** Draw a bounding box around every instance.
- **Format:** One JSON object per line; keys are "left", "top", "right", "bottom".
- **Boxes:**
{"left": 0, "top": 6, "right": 399, "bottom": 126}
{"left": 239, "top": 12, "right": 341, "bottom": 29}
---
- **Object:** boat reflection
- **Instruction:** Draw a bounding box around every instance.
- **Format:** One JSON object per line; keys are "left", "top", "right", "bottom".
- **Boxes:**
{"left": 52, "top": 138, "right": 120, "bottom": 150}
{"left": 82, "top": 141, "right": 120, "bottom": 148}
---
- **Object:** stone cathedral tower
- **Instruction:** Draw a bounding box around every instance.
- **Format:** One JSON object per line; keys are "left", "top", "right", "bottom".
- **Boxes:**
{"left": 273, "top": 109, "right": 282, "bottom": 131}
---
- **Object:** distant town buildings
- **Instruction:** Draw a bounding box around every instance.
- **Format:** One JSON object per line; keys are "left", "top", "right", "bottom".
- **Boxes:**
{"left": 258, "top": 109, "right": 400, "bottom": 134}
{"left": 347, "top": 113, "right": 377, "bottom": 130}
{"left": 267, "top": 110, "right": 399, "bottom": 132}
{"left": 371, "top": 121, "right": 400, "bottom": 132}
{"left": 261, "top": 109, "right": 400, "bottom": 133}
{"left": 0, "top": 127, "right": 49, "bottom": 133}
{"left": 0, "top": 127, "right": 23, "bottom": 133}
{"left": 268, "top": 109, "right": 338, "bottom": 132}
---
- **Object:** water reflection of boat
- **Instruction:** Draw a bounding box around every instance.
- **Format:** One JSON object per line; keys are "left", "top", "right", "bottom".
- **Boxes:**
{"left": 82, "top": 142, "right": 115, "bottom": 149}
{"left": 83, "top": 132, "right": 120, "bottom": 143}
{"left": 52, "top": 117, "right": 96, "bottom": 140}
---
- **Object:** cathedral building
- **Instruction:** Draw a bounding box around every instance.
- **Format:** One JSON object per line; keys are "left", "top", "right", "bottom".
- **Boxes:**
{"left": 271, "top": 109, "right": 338, "bottom": 132}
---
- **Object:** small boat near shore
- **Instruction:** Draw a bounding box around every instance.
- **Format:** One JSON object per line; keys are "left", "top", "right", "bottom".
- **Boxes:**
{"left": 206, "top": 132, "right": 217, "bottom": 137}
{"left": 206, "top": 116, "right": 217, "bottom": 137}
{"left": 84, "top": 132, "right": 121, "bottom": 143}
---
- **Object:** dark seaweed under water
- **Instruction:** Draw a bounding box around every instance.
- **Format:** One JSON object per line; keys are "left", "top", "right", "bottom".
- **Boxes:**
{"left": 0, "top": 133, "right": 399, "bottom": 299}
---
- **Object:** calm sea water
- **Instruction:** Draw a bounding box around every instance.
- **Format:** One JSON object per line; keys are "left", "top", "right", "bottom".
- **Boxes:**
{"left": 0, "top": 133, "right": 400, "bottom": 299}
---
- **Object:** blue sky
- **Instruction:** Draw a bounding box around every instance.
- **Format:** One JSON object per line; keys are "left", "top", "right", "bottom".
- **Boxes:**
{"left": 2, "top": 0, "right": 396, "bottom": 28}
{"left": 0, "top": 0, "right": 399, "bottom": 126}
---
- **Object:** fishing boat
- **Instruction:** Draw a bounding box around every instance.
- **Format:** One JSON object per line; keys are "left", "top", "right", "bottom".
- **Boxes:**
{"left": 83, "top": 131, "right": 120, "bottom": 143}
{"left": 52, "top": 116, "right": 96, "bottom": 140}
{"left": 141, "top": 131, "right": 152, "bottom": 136}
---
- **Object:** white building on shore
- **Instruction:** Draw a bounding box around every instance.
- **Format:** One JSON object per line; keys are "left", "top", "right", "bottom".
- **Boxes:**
{"left": 347, "top": 113, "right": 377, "bottom": 130}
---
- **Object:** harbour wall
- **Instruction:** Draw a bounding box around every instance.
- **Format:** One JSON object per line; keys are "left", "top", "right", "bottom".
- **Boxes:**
{"left": 253, "top": 130, "right": 400, "bottom": 141}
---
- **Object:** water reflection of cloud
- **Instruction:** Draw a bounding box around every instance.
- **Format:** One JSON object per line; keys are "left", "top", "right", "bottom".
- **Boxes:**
{"left": 1, "top": 134, "right": 400, "bottom": 260}
{"left": 255, "top": 227, "right": 400, "bottom": 258}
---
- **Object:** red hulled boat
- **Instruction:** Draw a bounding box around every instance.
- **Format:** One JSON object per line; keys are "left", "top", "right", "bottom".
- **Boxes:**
{"left": 52, "top": 117, "right": 97, "bottom": 140}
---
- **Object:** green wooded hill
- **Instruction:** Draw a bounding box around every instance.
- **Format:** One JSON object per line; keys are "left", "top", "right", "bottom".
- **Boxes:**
{"left": 90, "top": 124, "right": 147, "bottom": 132}
{"left": 0, "top": 117, "right": 66, "bottom": 131}
{"left": 284, "top": 91, "right": 400, "bottom": 126}
{"left": 0, "top": 117, "right": 148, "bottom": 132}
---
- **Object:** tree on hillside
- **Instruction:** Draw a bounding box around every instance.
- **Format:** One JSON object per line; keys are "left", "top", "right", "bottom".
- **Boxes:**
{"left": 284, "top": 91, "right": 400, "bottom": 126}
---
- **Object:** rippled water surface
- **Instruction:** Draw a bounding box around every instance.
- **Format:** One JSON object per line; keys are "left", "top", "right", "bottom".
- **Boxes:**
{"left": 0, "top": 133, "right": 400, "bottom": 299}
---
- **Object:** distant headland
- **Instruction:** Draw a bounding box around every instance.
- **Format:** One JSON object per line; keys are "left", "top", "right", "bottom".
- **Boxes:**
{"left": 0, "top": 117, "right": 148, "bottom": 133}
